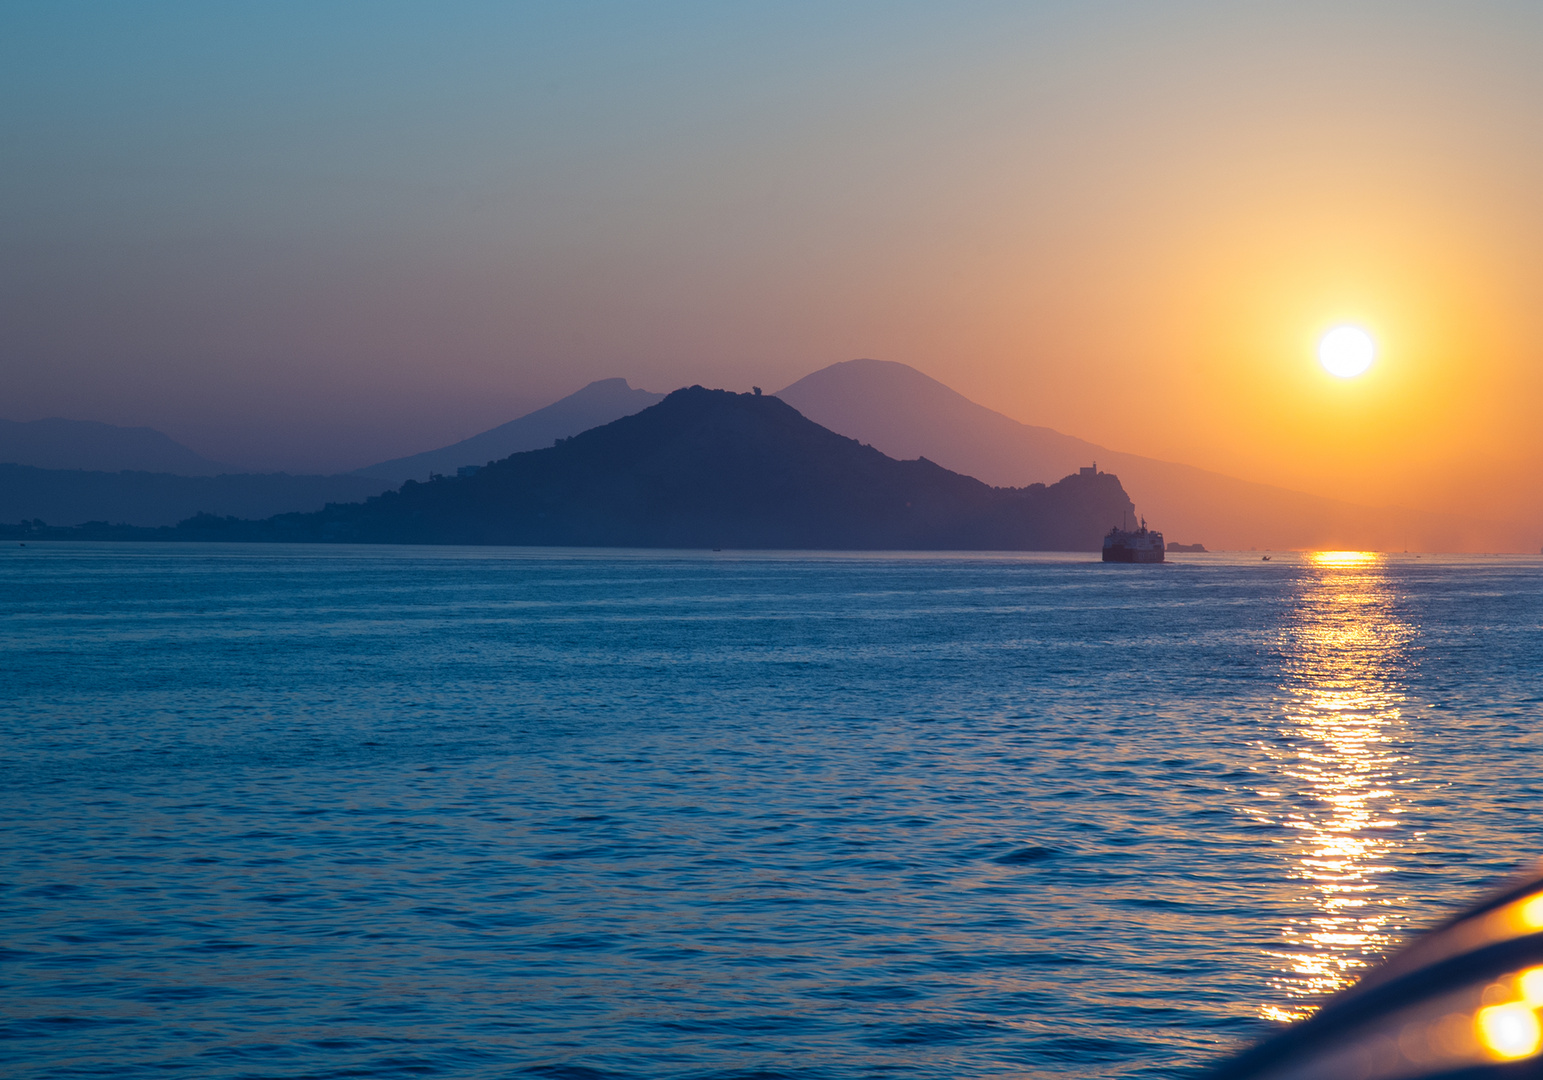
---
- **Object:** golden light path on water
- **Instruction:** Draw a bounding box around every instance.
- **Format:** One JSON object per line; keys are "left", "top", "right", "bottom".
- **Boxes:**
{"left": 1260, "top": 550, "right": 1418, "bottom": 1023}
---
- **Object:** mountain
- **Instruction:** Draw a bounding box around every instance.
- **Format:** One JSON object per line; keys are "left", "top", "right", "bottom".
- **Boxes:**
{"left": 0, "top": 464, "right": 394, "bottom": 528}
{"left": 0, "top": 378, "right": 662, "bottom": 526}
{"left": 356, "top": 377, "right": 665, "bottom": 484}
{"left": 163, "top": 388, "right": 1135, "bottom": 549}
{"left": 0, "top": 417, "right": 232, "bottom": 475}
{"left": 778, "top": 359, "right": 1105, "bottom": 485}
{"left": 777, "top": 359, "right": 1529, "bottom": 552}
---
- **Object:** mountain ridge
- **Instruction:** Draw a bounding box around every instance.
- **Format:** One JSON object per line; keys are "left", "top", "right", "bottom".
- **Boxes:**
{"left": 82, "top": 387, "right": 1136, "bottom": 550}
{"left": 15, "top": 361, "right": 1526, "bottom": 550}
{"left": 0, "top": 463, "right": 395, "bottom": 528}
{"left": 0, "top": 417, "right": 234, "bottom": 476}
{"left": 355, "top": 377, "right": 664, "bottom": 484}
{"left": 776, "top": 358, "right": 1530, "bottom": 552}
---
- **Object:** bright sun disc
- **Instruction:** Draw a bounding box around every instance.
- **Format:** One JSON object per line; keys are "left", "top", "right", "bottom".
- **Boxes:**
{"left": 1318, "top": 326, "right": 1376, "bottom": 378}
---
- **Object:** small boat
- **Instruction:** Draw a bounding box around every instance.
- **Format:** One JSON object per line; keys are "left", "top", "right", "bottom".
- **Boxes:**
{"left": 1102, "top": 519, "right": 1164, "bottom": 563}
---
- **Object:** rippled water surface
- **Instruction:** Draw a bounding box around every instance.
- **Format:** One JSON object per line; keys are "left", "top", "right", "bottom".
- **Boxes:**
{"left": 4, "top": 544, "right": 1543, "bottom": 1079}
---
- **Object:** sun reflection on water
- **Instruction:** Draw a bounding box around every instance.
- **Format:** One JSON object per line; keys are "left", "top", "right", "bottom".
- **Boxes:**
{"left": 1260, "top": 551, "right": 1417, "bottom": 1023}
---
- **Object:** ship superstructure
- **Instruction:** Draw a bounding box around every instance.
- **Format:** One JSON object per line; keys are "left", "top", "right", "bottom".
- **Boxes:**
{"left": 1102, "top": 519, "right": 1165, "bottom": 563}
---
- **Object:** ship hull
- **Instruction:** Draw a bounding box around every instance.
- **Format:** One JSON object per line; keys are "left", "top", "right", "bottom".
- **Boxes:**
{"left": 1101, "top": 543, "right": 1164, "bottom": 563}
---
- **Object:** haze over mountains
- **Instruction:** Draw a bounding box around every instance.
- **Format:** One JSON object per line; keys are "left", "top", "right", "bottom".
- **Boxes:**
{"left": 777, "top": 360, "right": 1528, "bottom": 553}
{"left": 0, "top": 418, "right": 234, "bottom": 475}
{"left": 0, "top": 380, "right": 667, "bottom": 527}
{"left": 3, "top": 361, "right": 1532, "bottom": 551}
{"left": 355, "top": 378, "right": 664, "bottom": 484}
{"left": 0, "top": 418, "right": 391, "bottom": 526}
{"left": 0, "top": 465, "right": 391, "bottom": 529}
{"left": 126, "top": 389, "right": 1137, "bottom": 550}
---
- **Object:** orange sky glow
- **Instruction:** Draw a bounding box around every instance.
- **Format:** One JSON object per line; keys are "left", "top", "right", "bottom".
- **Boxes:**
{"left": 2, "top": 3, "right": 1540, "bottom": 541}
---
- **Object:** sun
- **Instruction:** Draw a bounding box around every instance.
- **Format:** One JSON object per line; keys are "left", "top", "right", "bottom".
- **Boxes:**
{"left": 1318, "top": 326, "right": 1375, "bottom": 378}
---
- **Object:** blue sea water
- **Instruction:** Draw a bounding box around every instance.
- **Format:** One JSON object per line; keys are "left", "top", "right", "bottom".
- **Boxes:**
{"left": 3, "top": 544, "right": 1543, "bottom": 1080}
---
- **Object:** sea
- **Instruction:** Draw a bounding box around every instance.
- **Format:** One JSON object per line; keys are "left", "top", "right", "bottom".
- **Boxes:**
{"left": 3, "top": 544, "right": 1542, "bottom": 1080}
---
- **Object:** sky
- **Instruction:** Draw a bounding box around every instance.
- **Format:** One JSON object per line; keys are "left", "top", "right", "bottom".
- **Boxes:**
{"left": 2, "top": 1, "right": 1540, "bottom": 519}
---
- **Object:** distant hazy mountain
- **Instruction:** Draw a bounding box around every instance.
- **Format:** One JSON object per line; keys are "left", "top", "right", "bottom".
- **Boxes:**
{"left": 357, "top": 378, "right": 665, "bottom": 484}
{"left": 778, "top": 359, "right": 1105, "bottom": 485}
{"left": 777, "top": 359, "right": 1528, "bottom": 552}
{"left": 0, "top": 464, "right": 393, "bottom": 528}
{"left": 0, "top": 417, "right": 232, "bottom": 475}
{"left": 167, "top": 388, "right": 1135, "bottom": 549}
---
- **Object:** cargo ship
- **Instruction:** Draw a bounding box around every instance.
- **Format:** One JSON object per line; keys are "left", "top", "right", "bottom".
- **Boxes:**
{"left": 1102, "top": 519, "right": 1165, "bottom": 563}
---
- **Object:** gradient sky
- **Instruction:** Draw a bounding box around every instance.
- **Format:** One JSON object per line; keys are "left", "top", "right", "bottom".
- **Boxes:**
{"left": 3, "top": 2, "right": 1540, "bottom": 518}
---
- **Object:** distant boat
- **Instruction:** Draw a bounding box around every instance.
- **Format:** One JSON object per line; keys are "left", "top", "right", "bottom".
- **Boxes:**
{"left": 1102, "top": 520, "right": 1164, "bottom": 563}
